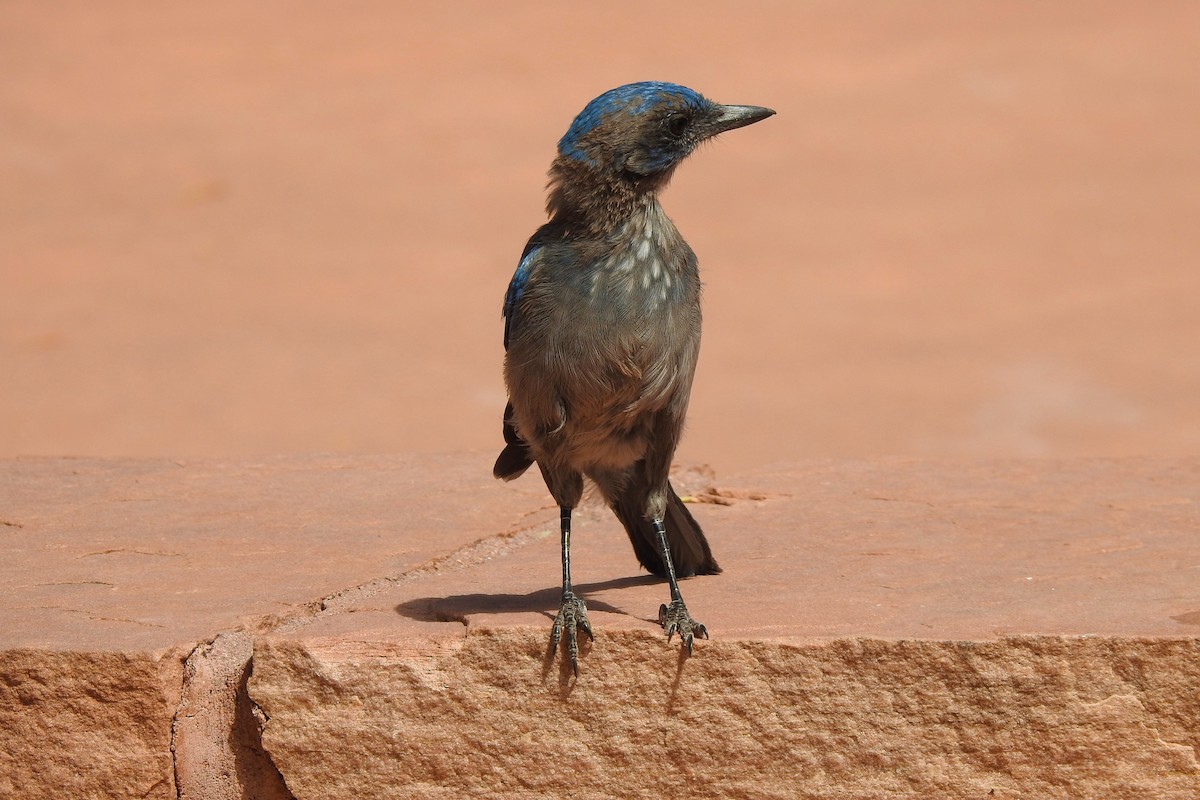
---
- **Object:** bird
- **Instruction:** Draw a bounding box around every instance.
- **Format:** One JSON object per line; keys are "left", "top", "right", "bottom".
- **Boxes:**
{"left": 493, "top": 81, "right": 774, "bottom": 675}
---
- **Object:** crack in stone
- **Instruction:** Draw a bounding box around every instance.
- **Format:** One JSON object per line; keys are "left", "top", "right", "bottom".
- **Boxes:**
{"left": 38, "top": 605, "right": 167, "bottom": 628}
{"left": 170, "top": 631, "right": 296, "bottom": 800}
{"left": 170, "top": 639, "right": 203, "bottom": 800}
{"left": 270, "top": 522, "right": 555, "bottom": 631}
{"left": 79, "top": 547, "right": 183, "bottom": 558}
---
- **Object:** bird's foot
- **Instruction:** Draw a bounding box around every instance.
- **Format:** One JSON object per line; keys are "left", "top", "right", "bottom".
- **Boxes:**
{"left": 658, "top": 599, "right": 709, "bottom": 655}
{"left": 550, "top": 591, "right": 593, "bottom": 676}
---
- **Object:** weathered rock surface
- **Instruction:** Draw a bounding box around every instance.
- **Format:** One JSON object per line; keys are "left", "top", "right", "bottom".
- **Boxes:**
{"left": 2, "top": 455, "right": 1198, "bottom": 798}
{"left": 253, "top": 634, "right": 1200, "bottom": 799}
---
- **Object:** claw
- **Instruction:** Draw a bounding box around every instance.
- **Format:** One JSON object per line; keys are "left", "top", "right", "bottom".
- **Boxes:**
{"left": 658, "top": 599, "right": 708, "bottom": 655}
{"left": 551, "top": 591, "right": 593, "bottom": 676}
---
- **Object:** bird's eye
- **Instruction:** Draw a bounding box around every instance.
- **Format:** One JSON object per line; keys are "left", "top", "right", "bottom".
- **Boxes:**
{"left": 664, "top": 112, "right": 690, "bottom": 138}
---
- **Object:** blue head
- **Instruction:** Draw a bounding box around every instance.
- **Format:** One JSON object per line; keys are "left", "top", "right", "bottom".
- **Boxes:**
{"left": 556, "top": 81, "right": 774, "bottom": 179}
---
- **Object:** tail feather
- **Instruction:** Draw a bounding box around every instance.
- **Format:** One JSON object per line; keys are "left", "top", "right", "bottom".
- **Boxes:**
{"left": 493, "top": 443, "right": 532, "bottom": 481}
{"left": 612, "top": 480, "right": 720, "bottom": 579}
{"left": 493, "top": 402, "right": 534, "bottom": 480}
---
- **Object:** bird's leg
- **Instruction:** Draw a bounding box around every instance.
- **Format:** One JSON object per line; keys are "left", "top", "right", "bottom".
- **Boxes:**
{"left": 550, "top": 505, "right": 592, "bottom": 676}
{"left": 652, "top": 517, "right": 709, "bottom": 654}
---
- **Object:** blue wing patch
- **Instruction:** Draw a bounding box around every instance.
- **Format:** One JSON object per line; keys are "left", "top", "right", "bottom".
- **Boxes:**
{"left": 503, "top": 244, "right": 542, "bottom": 349}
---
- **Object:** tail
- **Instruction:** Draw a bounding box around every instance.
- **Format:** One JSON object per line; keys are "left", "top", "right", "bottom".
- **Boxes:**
{"left": 612, "top": 479, "right": 721, "bottom": 579}
{"left": 493, "top": 402, "right": 534, "bottom": 480}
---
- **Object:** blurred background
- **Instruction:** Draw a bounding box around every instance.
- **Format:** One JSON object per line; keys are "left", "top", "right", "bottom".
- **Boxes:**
{"left": 2, "top": 1, "right": 1198, "bottom": 475}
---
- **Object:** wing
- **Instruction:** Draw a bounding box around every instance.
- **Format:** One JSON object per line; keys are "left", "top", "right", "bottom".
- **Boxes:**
{"left": 496, "top": 239, "right": 548, "bottom": 478}
{"left": 502, "top": 242, "right": 544, "bottom": 351}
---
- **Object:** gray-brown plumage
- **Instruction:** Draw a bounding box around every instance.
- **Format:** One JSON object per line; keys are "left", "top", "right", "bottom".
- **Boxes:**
{"left": 493, "top": 81, "right": 774, "bottom": 674}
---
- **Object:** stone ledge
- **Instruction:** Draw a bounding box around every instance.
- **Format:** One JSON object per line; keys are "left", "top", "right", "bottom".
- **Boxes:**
{"left": 1, "top": 455, "right": 1197, "bottom": 798}
{"left": 253, "top": 633, "right": 1200, "bottom": 799}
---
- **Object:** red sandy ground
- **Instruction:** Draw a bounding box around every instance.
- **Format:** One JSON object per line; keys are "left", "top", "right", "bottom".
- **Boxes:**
{"left": 3, "top": 2, "right": 1198, "bottom": 474}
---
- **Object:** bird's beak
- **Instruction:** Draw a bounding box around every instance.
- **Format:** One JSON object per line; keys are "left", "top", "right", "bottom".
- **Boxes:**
{"left": 709, "top": 104, "right": 776, "bottom": 136}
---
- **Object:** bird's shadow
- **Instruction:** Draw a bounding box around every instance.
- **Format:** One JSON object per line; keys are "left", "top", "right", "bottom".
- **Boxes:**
{"left": 394, "top": 573, "right": 661, "bottom": 625}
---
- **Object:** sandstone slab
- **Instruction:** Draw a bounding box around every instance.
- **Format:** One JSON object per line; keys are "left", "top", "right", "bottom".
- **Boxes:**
{"left": 2, "top": 455, "right": 1197, "bottom": 798}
